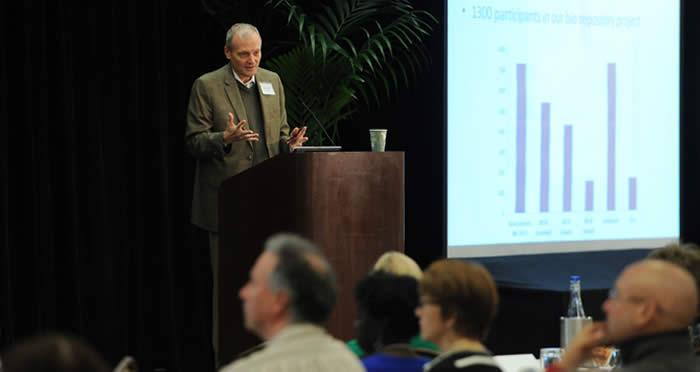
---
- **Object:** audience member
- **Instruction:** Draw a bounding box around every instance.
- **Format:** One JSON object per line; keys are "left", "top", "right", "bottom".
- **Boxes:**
{"left": 551, "top": 259, "right": 698, "bottom": 372}
{"left": 373, "top": 251, "right": 423, "bottom": 279}
{"left": 355, "top": 271, "right": 430, "bottom": 372}
{"left": 1, "top": 333, "right": 109, "bottom": 372}
{"left": 348, "top": 251, "right": 438, "bottom": 357}
{"left": 219, "top": 233, "right": 364, "bottom": 372}
{"left": 417, "top": 260, "right": 502, "bottom": 372}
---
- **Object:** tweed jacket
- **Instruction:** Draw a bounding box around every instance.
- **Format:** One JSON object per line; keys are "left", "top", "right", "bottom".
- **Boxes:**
{"left": 185, "top": 65, "right": 290, "bottom": 231}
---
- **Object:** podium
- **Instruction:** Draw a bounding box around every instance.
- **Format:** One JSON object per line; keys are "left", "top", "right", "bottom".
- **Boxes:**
{"left": 217, "top": 151, "right": 405, "bottom": 363}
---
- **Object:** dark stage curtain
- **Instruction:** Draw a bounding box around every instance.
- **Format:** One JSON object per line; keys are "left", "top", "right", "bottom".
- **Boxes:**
{"left": 0, "top": 1, "right": 234, "bottom": 370}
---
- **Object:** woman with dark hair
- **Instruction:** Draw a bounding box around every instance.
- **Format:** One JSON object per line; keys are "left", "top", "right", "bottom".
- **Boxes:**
{"left": 416, "top": 260, "right": 503, "bottom": 372}
{"left": 348, "top": 251, "right": 438, "bottom": 358}
{"left": 354, "top": 270, "right": 431, "bottom": 372}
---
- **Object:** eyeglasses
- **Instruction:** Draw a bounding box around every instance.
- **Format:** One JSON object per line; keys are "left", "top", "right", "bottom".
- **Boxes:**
{"left": 607, "top": 288, "right": 646, "bottom": 304}
{"left": 608, "top": 288, "right": 682, "bottom": 323}
{"left": 419, "top": 296, "right": 437, "bottom": 307}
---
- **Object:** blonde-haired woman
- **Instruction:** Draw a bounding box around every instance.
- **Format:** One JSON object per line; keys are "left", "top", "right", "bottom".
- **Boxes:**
{"left": 373, "top": 251, "right": 423, "bottom": 279}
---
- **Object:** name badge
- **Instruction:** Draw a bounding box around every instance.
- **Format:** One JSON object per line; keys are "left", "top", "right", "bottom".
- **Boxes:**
{"left": 260, "top": 82, "right": 276, "bottom": 95}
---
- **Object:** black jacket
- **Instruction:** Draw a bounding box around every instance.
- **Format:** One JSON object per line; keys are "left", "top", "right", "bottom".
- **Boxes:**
{"left": 617, "top": 330, "right": 698, "bottom": 372}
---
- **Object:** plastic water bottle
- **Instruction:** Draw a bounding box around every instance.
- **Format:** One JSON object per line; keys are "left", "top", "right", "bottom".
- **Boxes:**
{"left": 567, "top": 275, "right": 586, "bottom": 317}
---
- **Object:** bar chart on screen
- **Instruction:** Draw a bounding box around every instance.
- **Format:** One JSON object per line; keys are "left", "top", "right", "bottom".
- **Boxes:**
{"left": 516, "top": 63, "right": 638, "bottom": 211}
{"left": 447, "top": 0, "right": 679, "bottom": 257}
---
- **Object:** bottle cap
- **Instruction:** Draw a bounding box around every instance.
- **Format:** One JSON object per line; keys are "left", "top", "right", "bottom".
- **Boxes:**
{"left": 570, "top": 275, "right": 581, "bottom": 281}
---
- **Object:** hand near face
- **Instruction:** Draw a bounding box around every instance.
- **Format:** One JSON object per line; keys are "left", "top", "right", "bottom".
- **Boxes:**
{"left": 558, "top": 322, "right": 608, "bottom": 371}
{"left": 287, "top": 126, "right": 308, "bottom": 150}
{"left": 223, "top": 112, "right": 260, "bottom": 144}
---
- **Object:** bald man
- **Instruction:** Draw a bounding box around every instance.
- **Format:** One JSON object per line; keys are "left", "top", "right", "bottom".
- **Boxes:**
{"left": 552, "top": 259, "right": 699, "bottom": 372}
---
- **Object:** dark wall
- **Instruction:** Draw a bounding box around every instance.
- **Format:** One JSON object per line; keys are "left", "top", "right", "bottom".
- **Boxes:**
{"left": 1, "top": 0, "right": 698, "bottom": 370}
{"left": 681, "top": 0, "right": 700, "bottom": 243}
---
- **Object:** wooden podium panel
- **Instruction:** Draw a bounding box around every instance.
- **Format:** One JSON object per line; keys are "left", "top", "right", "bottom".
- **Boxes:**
{"left": 217, "top": 152, "right": 404, "bottom": 363}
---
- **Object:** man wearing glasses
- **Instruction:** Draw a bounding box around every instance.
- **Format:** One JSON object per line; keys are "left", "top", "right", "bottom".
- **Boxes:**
{"left": 548, "top": 259, "right": 698, "bottom": 372}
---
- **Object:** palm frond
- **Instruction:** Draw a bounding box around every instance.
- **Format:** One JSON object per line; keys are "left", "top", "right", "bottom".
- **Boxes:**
{"left": 264, "top": 46, "right": 356, "bottom": 146}
{"left": 264, "top": 0, "right": 437, "bottom": 141}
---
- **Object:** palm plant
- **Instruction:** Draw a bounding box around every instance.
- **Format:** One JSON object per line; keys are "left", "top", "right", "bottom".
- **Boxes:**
{"left": 264, "top": 0, "right": 437, "bottom": 145}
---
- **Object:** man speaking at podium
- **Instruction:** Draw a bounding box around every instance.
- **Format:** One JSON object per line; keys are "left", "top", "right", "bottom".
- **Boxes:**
{"left": 184, "top": 23, "right": 308, "bottom": 362}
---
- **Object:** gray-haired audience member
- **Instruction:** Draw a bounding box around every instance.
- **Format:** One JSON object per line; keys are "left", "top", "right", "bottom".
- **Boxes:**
{"left": 1, "top": 333, "right": 109, "bottom": 372}
{"left": 553, "top": 259, "right": 698, "bottom": 372}
{"left": 219, "top": 233, "right": 364, "bottom": 372}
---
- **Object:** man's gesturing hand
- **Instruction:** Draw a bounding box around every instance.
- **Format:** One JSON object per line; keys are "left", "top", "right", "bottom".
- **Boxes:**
{"left": 287, "top": 126, "right": 308, "bottom": 150}
{"left": 223, "top": 112, "right": 260, "bottom": 144}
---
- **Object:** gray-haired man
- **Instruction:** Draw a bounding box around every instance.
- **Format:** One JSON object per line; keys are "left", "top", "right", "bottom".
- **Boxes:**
{"left": 185, "top": 23, "right": 308, "bottom": 362}
{"left": 219, "top": 233, "right": 364, "bottom": 372}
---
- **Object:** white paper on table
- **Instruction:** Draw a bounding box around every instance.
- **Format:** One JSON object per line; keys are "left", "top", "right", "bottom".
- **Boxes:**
{"left": 493, "top": 354, "right": 541, "bottom": 372}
